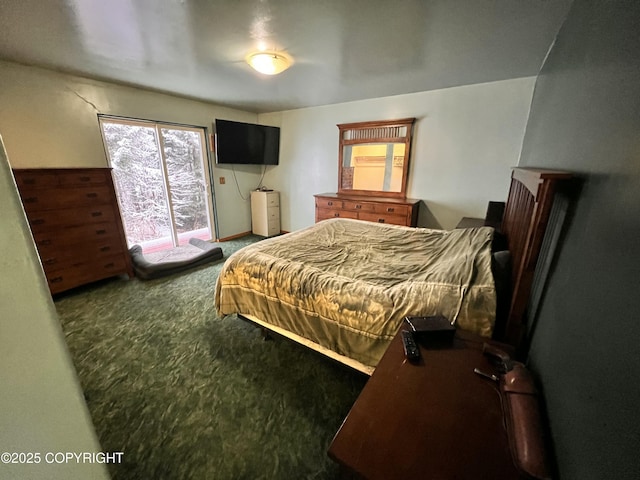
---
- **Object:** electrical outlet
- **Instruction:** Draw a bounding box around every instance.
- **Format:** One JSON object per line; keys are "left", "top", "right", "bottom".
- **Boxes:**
{"left": 219, "top": 177, "right": 226, "bottom": 184}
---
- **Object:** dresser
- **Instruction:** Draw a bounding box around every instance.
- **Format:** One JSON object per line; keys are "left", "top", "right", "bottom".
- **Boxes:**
{"left": 13, "top": 168, "right": 134, "bottom": 294}
{"left": 314, "top": 193, "right": 419, "bottom": 227}
{"left": 251, "top": 190, "right": 280, "bottom": 237}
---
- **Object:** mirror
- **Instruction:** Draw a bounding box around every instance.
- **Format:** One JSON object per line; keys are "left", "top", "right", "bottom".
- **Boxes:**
{"left": 338, "top": 118, "right": 415, "bottom": 198}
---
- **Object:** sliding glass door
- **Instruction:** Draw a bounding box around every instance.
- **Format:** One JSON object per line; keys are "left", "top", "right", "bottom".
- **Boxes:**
{"left": 100, "top": 117, "right": 214, "bottom": 253}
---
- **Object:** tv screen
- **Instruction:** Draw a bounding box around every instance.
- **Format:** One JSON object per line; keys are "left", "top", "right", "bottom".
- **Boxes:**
{"left": 215, "top": 119, "right": 280, "bottom": 165}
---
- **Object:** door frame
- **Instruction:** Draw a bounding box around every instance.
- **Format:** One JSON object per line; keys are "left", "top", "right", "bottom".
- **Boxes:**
{"left": 98, "top": 115, "right": 218, "bottom": 245}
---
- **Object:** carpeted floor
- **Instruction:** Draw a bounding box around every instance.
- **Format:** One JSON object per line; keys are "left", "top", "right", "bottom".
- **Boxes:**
{"left": 54, "top": 235, "right": 367, "bottom": 480}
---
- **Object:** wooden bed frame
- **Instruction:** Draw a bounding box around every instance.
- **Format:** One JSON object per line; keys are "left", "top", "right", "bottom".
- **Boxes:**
{"left": 239, "top": 167, "right": 572, "bottom": 373}
{"left": 497, "top": 167, "right": 572, "bottom": 348}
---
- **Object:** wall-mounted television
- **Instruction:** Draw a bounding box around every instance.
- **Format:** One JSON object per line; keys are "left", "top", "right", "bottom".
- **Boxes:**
{"left": 214, "top": 119, "right": 280, "bottom": 165}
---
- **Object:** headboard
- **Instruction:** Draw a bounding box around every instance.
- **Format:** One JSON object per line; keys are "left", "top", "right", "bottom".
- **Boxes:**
{"left": 496, "top": 168, "right": 572, "bottom": 351}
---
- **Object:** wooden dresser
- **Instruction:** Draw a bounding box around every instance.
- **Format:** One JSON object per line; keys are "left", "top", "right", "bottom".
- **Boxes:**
{"left": 13, "top": 168, "right": 134, "bottom": 294}
{"left": 314, "top": 193, "right": 420, "bottom": 227}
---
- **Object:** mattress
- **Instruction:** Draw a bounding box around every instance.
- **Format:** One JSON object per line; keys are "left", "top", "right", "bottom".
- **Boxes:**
{"left": 215, "top": 218, "right": 496, "bottom": 369}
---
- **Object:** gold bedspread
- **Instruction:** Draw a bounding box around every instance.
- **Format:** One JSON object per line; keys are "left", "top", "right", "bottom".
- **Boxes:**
{"left": 215, "top": 218, "right": 496, "bottom": 368}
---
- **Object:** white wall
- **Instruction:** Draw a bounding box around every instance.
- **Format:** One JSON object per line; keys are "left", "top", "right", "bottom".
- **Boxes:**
{"left": 260, "top": 77, "right": 536, "bottom": 231}
{"left": 0, "top": 60, "right": 536, "bottom": 237}
{"left": 0, "top": 60, "right": 260, "bottom": 240}
{"left": 0, "top": 136, "right": 110, "bottom": 480}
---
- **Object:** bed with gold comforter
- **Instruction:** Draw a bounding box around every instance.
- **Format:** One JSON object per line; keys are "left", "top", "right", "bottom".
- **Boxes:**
{"left": 215, "top": 218, "right": 496, "bottom": 371}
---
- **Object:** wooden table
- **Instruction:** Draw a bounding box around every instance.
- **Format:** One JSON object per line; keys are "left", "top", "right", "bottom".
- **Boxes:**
{"left": 328, "top": 330, "right": 523, "bottom": 479}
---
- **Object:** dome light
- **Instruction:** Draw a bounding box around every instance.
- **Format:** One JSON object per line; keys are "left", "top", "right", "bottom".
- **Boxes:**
{"left": 246, "top": 51, "right": 292, "bottom": 75}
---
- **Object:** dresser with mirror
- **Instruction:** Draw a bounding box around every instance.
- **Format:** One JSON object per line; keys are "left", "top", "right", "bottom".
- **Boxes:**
{"left": 314, "top": 118, "right": 420, "bottom": 226}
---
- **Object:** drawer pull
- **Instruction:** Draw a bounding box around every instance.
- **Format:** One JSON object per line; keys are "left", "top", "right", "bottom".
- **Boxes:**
{"left": 23, "top": 196, "right": 38, "bottom": 204}
{"left": 91, "top": 211, "right": 103, "bottom": 217}
{"left": 31, "top": 219, "right": 45, "bottom": 226}
{"left": 79, "top": 176, "right": 91, "bottom": 182}
{"left": 387, "top": 207, "right": 395, "bottom": 213}
{"left": 334, "top": 213, "right": 340, "bottom": 217}
{"left": 23, "top": 178, "right": 36, "bottom": 185}
{"left": 378, "top": 218, "right": 385, "bottom": 223}
{"left": 355, "top": 204, "right": 362, "bottom": 209}
{"left": 96, "top": 229, "right": 107, "bottom": 235}
{"left": 86, "top": 192, "right": 98, "bottom": 198}
{"left": 72, "top": 262, "right": 84, "bottom": 268}
{"left": 99, "top": 246, "right": 111, "bottom": 252}
{"left": 104, "top": 262, "right": 115, "bottom": 268}
{"left": 43, "top": 258, "right": 57, "bottom": 265}
{"left": 327, "top": 201, "right": 333, "bottom": 206}
{"left": 40, "top": 239, "right": 52, "bottom": 246}
{"left": 50, "top": 276, "right": 63, "bottom": 283}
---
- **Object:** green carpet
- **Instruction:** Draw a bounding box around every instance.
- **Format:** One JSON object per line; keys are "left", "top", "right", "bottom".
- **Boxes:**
{"left": 54, "top": 235, "right": 367, "bottom": 480}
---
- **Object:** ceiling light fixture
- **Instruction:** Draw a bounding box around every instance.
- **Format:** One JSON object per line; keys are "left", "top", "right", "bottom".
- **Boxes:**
{"left": 246, "top": 50, "right": 292, "bottom": 75}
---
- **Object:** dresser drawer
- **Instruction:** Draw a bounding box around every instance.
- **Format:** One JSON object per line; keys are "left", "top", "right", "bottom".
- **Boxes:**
{"left": 358, "top": 212, "right": 407, "bottom": 226}
{"left": 267, "top": 206, "right": 280, "bottom": 222}
{"left": 266, "top": 221, "right": 281, "bottom": 237}
{"left": 57, "top": 170, "right": 109, "bottom": 186}
{"left": 39, "top": 240, "right": 125, "bottom": 273}
{"left": 13, "top": 171, "right": 58, "bottom": 189}
{"left": 316, "top": 198, "right": 344, "bottom": 209}
{"left": 343, "top": 200, "right": 375, "bottom": 212}
{"left": 20, "top": 185, "right": 113, "bottom": 213}
{"left": 34, "top": 222, "right": 123, "bottom": 249}
{"left": 14, "top": 169, "right": 110, "bottom": 188}
{"left": 46, "top": 255, "right": 128, "bottom": 294}
{"left": 27, "top": 205, "right": 118, "bottom": 232}
{"left": 264, "top": 192, "right": 280, "bottom": 207}
{"left": 372, "top": 203, "right": 409, "bottom": 216}
{"left": 317, "top": 208, "right": 359, "bottom": 221}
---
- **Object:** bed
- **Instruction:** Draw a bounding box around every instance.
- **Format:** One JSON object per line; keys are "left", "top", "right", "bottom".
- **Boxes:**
{"left": 215, "top": 168, "right": 571, "bottom": 374}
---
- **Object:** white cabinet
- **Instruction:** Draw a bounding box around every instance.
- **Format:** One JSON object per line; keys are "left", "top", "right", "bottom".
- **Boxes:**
{"left": 251, "top": 190, "right": 280, "bottom": 237}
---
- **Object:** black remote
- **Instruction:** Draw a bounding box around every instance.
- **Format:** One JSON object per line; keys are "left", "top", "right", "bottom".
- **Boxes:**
{"left": 401, "top": 330, "right": 420, "bottom": 361}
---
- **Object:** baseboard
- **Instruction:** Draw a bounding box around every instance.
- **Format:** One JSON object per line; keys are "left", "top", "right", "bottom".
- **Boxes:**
{"left": 216, "top": 231, "right": 252, "bottom": 242}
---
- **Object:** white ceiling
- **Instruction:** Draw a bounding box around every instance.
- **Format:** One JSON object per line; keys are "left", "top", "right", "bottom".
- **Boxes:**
{"left": 0, "top": 0, "right": 573, "bottom": 113}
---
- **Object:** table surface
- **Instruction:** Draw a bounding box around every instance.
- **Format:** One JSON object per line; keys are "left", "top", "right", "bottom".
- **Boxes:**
{"left": 328, "top": 329, "right": 522, "bottom": 479}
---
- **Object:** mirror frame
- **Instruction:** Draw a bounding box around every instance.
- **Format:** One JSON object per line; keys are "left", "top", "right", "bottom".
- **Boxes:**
{"left": 337, "top": 117, "right": 416, "bottom": 198}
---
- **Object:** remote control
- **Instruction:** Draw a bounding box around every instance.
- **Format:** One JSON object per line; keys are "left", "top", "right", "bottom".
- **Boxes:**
{"left": 401, "top": 330, "right": 420, "bottom": 361}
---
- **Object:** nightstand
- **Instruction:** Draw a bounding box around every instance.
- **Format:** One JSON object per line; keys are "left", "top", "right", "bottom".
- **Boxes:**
{"left": 455, "top": 216, "right": 485, "bottom": 229}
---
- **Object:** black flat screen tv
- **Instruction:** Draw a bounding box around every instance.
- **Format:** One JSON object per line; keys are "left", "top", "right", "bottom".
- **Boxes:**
{"left": 215, "top": 119, "right": 280, "bottom": 165}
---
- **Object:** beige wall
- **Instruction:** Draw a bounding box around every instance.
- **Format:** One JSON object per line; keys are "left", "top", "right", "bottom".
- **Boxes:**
{"left": 0, "top": 60, "right": 260, "bottom": 240}
{"left": 260, "top": 76, "right": 536, "bottom": 231}
{"left": 0, "top": 60, "right": 536, "bottom": 238}
{"left": 0, "top": 136, "right": 110, "bottom": 480}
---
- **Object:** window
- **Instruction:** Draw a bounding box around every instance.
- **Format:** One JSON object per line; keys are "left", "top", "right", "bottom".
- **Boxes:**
{"left": 99, "top": 117, "right": 214, "bottom": 253}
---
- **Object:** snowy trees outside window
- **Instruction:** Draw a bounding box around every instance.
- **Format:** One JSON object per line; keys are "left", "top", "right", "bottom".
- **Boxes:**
{"left": 100, "top": 119, "right": 212, "bottom": 252}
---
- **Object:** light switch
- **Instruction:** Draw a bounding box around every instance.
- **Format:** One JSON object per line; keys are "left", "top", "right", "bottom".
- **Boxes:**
{"left": 219, "top": 177, "right": 226, "bottom": 184}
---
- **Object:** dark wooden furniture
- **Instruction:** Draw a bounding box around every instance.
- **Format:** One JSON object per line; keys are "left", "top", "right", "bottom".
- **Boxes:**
{"left": 455, "top": 216, "right": 485, "bottom": 229}
{"left": 13, "top": 168, "right": 133, "bottom": 294}
{"left": 456, "top": 201, "right": 506, "bottom": 230}
{"left": 498, "top": 168, "right": 572, "bottom": 347}
{"left": 315, "top": 118, "right": 420, "bottom": 227}
{"left": 454, "top": 169, "right": 573, "bottom": 350}
{"left": 314, "top": 193, "right": 420, "bottom": 227}
{"left": 328, "top": 329, "right": 523, "bottom": 479}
